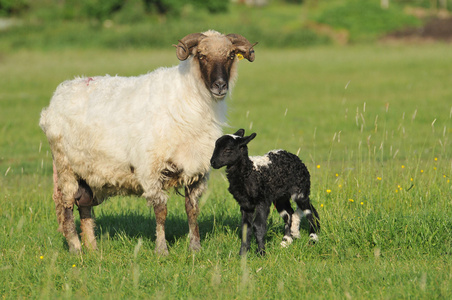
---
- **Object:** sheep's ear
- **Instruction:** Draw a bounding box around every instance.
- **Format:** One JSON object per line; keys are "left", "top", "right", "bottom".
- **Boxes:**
{"left": 174, "top": 33, "right": 206, "bottom": 61}
{"left": 240, "top": 133, "right": 256, "bottom": 146}
{"left": 226, "top": 34, "right": 258, "bottom": 62}
{"left": 233, "top": 128, "right": 245, "bottom": 137}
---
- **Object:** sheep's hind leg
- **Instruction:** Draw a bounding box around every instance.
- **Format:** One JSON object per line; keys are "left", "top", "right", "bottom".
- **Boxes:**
{"left": 185, "top": 185, "right": 202, "bottom": 252}
{"left": 293, "top": 194, "right": 320, "bottom": 243}
{"left": 53, "top": 161, "right": 82, "bottom": 254}
{"left": 75, "top": 180, "right": 97, "bottom": 250}
{"left": 274, "top": 198, "right": 295, "bottom": 247}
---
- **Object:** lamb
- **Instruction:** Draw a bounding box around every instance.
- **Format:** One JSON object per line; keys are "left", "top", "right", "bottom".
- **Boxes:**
{"left": 210, "top": 129, "right": 320, "bottom": 255}
{"left": 39, "top": 30, "right": 257, "bottom": 255}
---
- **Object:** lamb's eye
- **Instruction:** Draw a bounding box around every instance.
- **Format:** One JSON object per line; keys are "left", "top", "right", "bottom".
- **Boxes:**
{"left": 198, "top": 54, "right": 206, "bottom": 60}
{"left": 229, "top": 53, "right": 235, "bottom": 60}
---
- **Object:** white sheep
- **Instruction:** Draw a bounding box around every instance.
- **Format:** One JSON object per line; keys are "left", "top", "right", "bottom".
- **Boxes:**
{"left": 39, "top": 30, "right": 257, "bottom": 255}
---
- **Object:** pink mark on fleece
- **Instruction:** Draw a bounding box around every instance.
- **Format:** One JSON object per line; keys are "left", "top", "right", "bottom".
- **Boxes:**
{"left": 86, "top": 77, "right": 94, "bottom": 86}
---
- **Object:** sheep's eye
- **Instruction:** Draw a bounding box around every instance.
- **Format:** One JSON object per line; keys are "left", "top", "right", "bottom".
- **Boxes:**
{"left": 229, "top": 52, "right": 235, "bottom": 60}
{"left": 198, "top": 53, "right": 206, "bottom": 60}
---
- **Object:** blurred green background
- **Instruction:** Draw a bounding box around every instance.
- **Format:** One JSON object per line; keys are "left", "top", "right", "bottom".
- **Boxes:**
{"left": 1, "top": 0, "right": 451, "bottom": 51}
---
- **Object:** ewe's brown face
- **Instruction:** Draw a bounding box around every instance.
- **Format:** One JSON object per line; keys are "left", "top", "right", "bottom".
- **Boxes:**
{"left": 175, "top": 32, "right": 256, "bottom": 100}
{"left": 195, "top": 37, "right": 236, "bottom": 100}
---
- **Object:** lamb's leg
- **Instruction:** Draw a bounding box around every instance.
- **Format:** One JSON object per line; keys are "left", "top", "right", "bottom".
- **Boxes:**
{"left": 53, "top": 161, "right": 82, "bottom": 254}
{"left": 185, "top": 185, "right": 201, "bottom": 252}
{"left": 274, "top": 198, "right": 295, "bottom": 247}
{"left": 75, "top": 180, "right": 97, "bottom": 250}
{"left": 253, "top": 203, "right": 270, "bottom": 256}
{"left": 293, "top": 194, "right": 320, "bottom": 243}
{"left": 240, "top": 209, "right": 254, "bottom": 256}
{"left": 153, "top": 201, "right": 169, "bottom": 255}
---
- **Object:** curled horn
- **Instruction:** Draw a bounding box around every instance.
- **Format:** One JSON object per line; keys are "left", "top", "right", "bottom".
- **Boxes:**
{"left": 174, "top": 33, "right": 206, "bottom": 61}
{"left": 226, "top": 34, "right": 258, "bottom": 62}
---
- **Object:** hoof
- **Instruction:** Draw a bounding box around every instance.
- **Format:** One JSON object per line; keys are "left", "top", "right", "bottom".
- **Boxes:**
{"left": 155, "top": 243, "right": 169, "bottom": 256}
{"left": 68, "top": 246, "right": 82, "bottom": 255}
{"left": 189, "top": 241, "right": 202, "bottom": 252}
{"left": 256, "top": 248, "right": 266, "bottom": 256}
{"left": 309, "top": 233, "right": 319, "bottom": 244}
{"left": 280, "top": 236, "right": 293, "bottom": 248}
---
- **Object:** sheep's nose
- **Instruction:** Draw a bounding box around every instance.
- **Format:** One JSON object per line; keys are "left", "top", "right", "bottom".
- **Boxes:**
{"left": 214, "top": 80, "right": 227, "bottom": 91}
{"left": 210, "top": 158, "right": 218, "bottom": 169}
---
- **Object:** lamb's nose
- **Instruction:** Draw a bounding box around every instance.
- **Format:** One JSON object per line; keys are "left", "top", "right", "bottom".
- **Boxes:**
{"left": 210, "top": 158, "right": 218, "bottom": 169}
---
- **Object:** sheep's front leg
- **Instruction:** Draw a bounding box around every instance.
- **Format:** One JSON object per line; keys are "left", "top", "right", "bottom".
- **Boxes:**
{"left": 153, "top": 202, "right": 169, "bottom": 255}
{"left": 240, "top": 209, "right": 254, "bottom": 256}
{"left": 253, "top": 203, "right": 270, "bottom": 256}
{"left": 185, "top": 186, "right": 201, "bottom": 252}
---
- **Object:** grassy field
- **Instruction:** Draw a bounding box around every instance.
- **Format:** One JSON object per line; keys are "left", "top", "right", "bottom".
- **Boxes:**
{"left": 1, "top": 43, "right": 451, "bottom": 298}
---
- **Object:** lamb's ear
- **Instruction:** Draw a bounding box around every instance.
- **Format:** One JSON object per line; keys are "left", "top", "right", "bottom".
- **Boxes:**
{"left": 233, "top": 128, "right": 245, "bottom": 137}
{"left": 240, "top": 133, "right": 256, "bottom": 146}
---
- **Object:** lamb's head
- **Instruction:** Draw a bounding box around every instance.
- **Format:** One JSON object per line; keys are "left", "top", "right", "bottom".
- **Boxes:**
{"left": 210, "top": 129, "right": 257, "bottom": 169}
{"left": 175, "top": 31, "right": 257, "bottom": 100}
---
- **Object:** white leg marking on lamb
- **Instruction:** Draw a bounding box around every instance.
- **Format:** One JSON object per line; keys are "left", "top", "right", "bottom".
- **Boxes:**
{"left": 279, "top": 210, "right": 290, "bottom": 219}
{"left": 290, "top": 208, "right": 302, "bottom": 238}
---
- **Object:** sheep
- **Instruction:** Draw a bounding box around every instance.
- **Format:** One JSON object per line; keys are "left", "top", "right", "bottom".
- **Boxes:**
{"left": 39, "top": 30, "right": 257, "bottom": 255}
{"left": 210, "top": 129, "right": 320, "bottom": 255}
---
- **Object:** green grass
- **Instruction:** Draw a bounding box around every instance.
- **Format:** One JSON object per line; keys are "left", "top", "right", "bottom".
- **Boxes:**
{"left": 1, "top": 44, "right": 451, "bottom": 298}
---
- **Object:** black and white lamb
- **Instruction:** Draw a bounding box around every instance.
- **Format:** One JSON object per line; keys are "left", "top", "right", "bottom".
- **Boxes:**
{"left": 210, "top": 129, "right": 320, "bottom": 255}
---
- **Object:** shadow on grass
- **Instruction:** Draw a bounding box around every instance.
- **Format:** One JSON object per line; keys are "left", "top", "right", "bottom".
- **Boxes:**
{"left": 63, "top": 207, "right": 314, "bottom": 252}
{"left": 70, "top": 211, "right": 241, "bottom": 248}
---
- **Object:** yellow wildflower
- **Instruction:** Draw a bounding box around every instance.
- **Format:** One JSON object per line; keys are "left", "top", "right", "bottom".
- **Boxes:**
{"left": 326, "top": 189, "right": 331, "bottom": 194}
{"left": 348, "top": 199, "right": 354, "bottom": 202}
